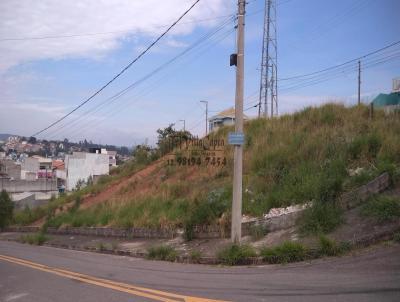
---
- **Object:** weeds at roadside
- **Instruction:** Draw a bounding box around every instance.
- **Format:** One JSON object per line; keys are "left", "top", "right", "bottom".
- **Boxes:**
{"left": 317, "top": 235, "right": 350, "bottom": 257}
{"left": 249, "top": 224, "right": 268, "bottom": 241}
{"left": 361, "top": 196, "right": 400, "bottom": 222}
{"left": 217, "top": 244, "right": 257, "bottom": 265}
{"left": 19, "top": 233, "right": 48, "bottom": 246}
{"left": 189, "top": 250, "right": 202, "bottom": 263}
{"left": 146, "top": 245, "right": 177, "bottom": 262}
{"left": 260, "top": 241, "right": 307, "bottom": 264}
{"left": 96, "top": 242, "right": 107, "bottom": 251}
{"left": 299, "top": 201, "right": 343, "bottom": 235}
{"left": 393, "top": 232, "right": 400, "bottom": 243}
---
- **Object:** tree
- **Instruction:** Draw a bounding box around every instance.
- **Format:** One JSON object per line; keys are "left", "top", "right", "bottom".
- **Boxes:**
{"left": 0, "top": 190, "right": 14, "bottom": 229}
{"left": 28, "top": 136, "right": 37, "bottom": 144}
{"left": 156, "top": 124, "right": 192, "bottom": 156}
{"left": 132, "top": 145, "right": 152, "bottom": 164}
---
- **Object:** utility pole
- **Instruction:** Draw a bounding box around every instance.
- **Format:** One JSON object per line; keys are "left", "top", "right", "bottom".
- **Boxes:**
{"left": 358, "top": 60, "right": 361, "bottom": 105}
{"left": 200, "top": 100, "right": 208, "bottom": 136}
{"left": 179, "top": 119, "right": 186, "bottom": 132}
{"left": 231, "top": 0, "right": 245, "bottom": 244}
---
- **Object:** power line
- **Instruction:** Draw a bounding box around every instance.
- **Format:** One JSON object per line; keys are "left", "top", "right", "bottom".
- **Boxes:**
{"left": 279, "top": 50, "right": 400, "bottom": 89}
{"left": 279, "top": 40, "right": 400, "bottom": 81}
{"left": 0, "top": 12, "right": 234, "bottom": 42}
{"left": 45, "top": 17, "right": 235, "bottom": 140}
{"left": 279, "top": 49, "right": 400, "bottom": 92}
{"left": 49, "top": 21, "right": 236, "bottom": 141}
{"left": 31, "top": 0, "right": 201, "bottom": 137}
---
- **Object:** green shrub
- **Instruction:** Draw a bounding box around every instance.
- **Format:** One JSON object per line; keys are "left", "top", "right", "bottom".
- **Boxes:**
{"left": 146, "top": 245, "right": 177, "bottom": 262}
{"left": 184, "top": 188, "right": 231, "bottom": 241}
{"left": 260, "top": 241, "right": 307, "bottom": 264}
{"left": 96, "top": 242, "right": 107, "bottom": 251}
{"left": 318, "top": 235, "right": 338, "bottom": 256}
{"left": 0, "top": 190, "right": 14, "bottom": 229}
{"left": 217, "top": 244, "right": 257, "bottom": 265}
{"left": 393, "top": 232, "right": 400, "bottom": 243}
{"left": 189, "top": 250, "right": 202, "bottom": 263}
{"left": 361, "top": 196, "right": 400, "bottom": 222}
{"left": 317, "top": 235, "right": 352, "bottom": 257}
{"left": 300, "top": 201, "right": 343, "bottom": 234}
{"left": 19, "top": 233, "right": 48, "bottom": 245}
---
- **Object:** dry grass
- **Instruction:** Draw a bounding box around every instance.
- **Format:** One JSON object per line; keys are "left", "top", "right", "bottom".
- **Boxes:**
{"left": 22, "top": 103, "right": 400, "bottom": 232}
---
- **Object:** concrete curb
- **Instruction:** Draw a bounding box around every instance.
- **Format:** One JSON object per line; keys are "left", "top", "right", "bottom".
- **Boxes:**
{"left": 2, "top": 224, "right": 399, "bottom": 266}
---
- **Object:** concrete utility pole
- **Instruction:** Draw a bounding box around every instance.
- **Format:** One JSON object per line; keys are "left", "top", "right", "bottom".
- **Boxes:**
{"left": 231, "top": 0, "right": 245, "bottom": 244}
{"left": 358, "top": 60, "right": 361, "bottom": 105}
{"left": 179, "top": 119, "right": 186, "bottom": 132}
{"left": 200, "top": 100, "right": 208, "bottom": 136}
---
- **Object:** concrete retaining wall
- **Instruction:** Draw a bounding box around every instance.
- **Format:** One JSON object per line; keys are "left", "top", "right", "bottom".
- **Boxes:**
{"left": 6, "top": 226, "right": 177, "bottom": 239}
{"left": 0, "top": 179, "right": 57, "bottom": 193}
{"left": 4, "top": 173, "right": 391, "bottom": 239}
{"left": 339, "top": 172, "right": 390, "bottom": 209}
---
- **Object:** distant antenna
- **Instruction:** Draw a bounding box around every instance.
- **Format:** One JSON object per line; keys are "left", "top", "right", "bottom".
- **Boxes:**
{"left": 258, "top": 0, "right": 278, "bottom": 118}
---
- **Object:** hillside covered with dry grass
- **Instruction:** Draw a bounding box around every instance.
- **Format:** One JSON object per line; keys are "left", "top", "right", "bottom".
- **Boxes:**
{"left": 13, "top": 103, "right": 400, "bottom": 236}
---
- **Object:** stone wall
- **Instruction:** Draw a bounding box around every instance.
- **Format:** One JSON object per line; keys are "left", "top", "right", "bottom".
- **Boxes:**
{"left": 6, "top": 226, "right": 177, "bottom": 239}
{"left": 339, "top": 172, "right": 390, "bottom": 209}
{"left": 4, "top": 173, "right": 391, "bottom": 239}
{"left": 0, "top": 179, "right": 57, "bottom": 193}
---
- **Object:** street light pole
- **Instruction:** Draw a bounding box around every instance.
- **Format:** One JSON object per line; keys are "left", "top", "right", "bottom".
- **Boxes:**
{"left": 231, "top": 0, "right": 246, "bottom": 244}
{"left": 200, "top": 100, "right": 208, "bottom": 136}
{"left": 179, "top": 119, "right": 186, "bottom": 132}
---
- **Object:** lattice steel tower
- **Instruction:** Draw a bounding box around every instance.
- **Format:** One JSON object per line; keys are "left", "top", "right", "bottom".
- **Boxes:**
{"left": 258, "top": 0, "right": 278, "bottom": 118}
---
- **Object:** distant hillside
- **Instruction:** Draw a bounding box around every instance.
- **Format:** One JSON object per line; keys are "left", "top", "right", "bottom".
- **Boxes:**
{"left": 14, "top": 104, "right": 400, "bottom": 233}
{"left": 0, "top": 133, "right": 16, "bottom": 141}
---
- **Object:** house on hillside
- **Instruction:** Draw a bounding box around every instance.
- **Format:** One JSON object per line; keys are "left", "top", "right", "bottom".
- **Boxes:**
{"left": 208, "top": 107, "right": 249, "bottom": 133}
{"left": 89, "top": 148, "right": 117, "bottom": 167}
{"left": 0, "top": 159, "right": 21, "bottom": 180}
{"left": 21, "top": 156, "right": 52, "bottom": 180}
{"left": 63, "top": 152, "right": 109, "bottom": 191}
{"left": 372, "top": 78, "right": 400, "bottom": 114}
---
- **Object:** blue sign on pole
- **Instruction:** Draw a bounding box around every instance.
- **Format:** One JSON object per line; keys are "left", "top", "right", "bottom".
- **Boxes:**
{"left": 228, "top": 132, "right": 245, "bottom": 145}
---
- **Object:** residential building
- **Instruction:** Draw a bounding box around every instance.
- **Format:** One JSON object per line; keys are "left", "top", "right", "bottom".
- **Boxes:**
{"left": 63, "top": 152, "right": 109, "bottom": 191}
{"left": 89, "top": 148, "right": 117, "bottom": 167}
{"left": 0, "top": 159, "right": 21, "bottom": 180}
{"left": 208, "top": 107, "right": 249, "bottom": 132}
{"left": 107, "top": 150, "right": 117, "bottom": 167}
{"left": 372, "top": 78, "right": 400, "bottom": 114}
{"left": 21, "top": 156, "right": 53, "bottom": 180}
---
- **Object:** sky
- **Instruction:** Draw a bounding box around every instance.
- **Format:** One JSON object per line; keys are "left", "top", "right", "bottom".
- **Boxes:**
{"left": 0, "top": 0, "right": 399, "bottom": 147}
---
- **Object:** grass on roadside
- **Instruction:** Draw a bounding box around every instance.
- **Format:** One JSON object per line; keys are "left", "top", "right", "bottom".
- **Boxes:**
{"left": 317, "top": 235, "right": 351, "bottom": 257}
{"left": 361, "top": 196, "right": 400, "bottom": 222}
{"left": 146, "top": 245, "right": 178, "bottom": 262}
{"left": 189, "top": 250, "right": 202, "bottom": 263}
{"left": 260, "top": 241, "right": 307, "bottom": 264}
{"left": 299, "top": 201, "right": 343, "bottom": 235}
{"left": 19, "top": 232, "right": 48, "bottom": 246}
{"left": 217, "top": 244, "right": 257, "bottom": 265}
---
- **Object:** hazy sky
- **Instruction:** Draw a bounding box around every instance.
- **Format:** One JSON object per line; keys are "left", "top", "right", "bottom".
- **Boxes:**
{"left": 0, "top": 0, "right": 399, "bottom": 146}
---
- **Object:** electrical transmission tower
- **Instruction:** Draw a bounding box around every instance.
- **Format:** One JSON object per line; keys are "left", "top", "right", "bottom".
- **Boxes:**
{"left": 258, "top": 0, "right": 278, "bottom": 118}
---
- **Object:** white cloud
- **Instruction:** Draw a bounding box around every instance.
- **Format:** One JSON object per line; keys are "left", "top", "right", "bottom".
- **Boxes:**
{"left": 0, "top": 0, "right": 231, "bottom": 73}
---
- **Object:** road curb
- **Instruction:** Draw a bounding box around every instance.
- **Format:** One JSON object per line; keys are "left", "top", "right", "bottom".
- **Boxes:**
{"left": 2, "top": 224, "right": 399, "bottom": 266}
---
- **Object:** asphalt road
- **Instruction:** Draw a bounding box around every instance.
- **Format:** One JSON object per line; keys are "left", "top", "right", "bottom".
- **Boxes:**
{"left": 1, "top": 241, "right": 400, "bottom": 302}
